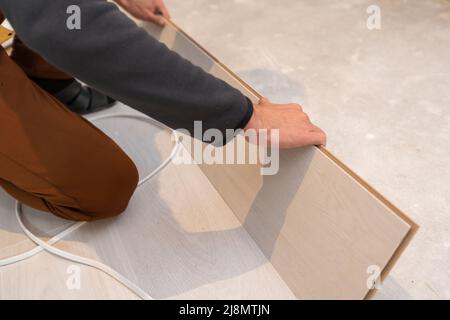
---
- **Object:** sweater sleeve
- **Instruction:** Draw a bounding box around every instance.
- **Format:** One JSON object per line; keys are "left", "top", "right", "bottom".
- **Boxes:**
{"left": 0, "top": 0, "right": 253, "bottom": 144}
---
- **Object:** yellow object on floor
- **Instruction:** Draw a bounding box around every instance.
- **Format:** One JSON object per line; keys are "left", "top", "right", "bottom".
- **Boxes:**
{"left": 0, "top": 25, "right": 14, "bottom": 45}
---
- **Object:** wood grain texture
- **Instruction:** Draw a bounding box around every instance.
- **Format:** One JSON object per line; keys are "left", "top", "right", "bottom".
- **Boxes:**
{"left": 137, "top": 19, "right": 417, "bottom": 299}
{"left": 55, "top": 105, "right": 296, "bottom": 299}
{"left": 0, "top": 104, "right": 295, "bottom": 299}
{"left": 0, "top": 243, "right": 138, "bottom": 300}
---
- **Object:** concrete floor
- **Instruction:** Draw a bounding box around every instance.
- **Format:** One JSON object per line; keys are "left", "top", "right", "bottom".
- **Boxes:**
{"left": 164, "top": 0, "right": 450, "bottom": 299}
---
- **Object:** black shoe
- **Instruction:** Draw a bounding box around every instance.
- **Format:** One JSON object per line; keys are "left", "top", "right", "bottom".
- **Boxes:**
{"left": 52, "top": 80, "right": 116, "bottom": 114}
{"left": 32, "top": 77, "right": 115, "bottom": 115}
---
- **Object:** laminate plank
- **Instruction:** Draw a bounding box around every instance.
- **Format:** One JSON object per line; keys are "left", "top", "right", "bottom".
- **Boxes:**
{"left": 137, "top": 19, "right": 416, "bottom": 299}
{"left": 0, "top": 249, "right": 138, "bottom": 300}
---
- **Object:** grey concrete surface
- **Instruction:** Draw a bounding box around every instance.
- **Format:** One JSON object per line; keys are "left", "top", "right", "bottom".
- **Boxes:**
{"left": 164, "top": 0, "right": 450, "bottom": 299}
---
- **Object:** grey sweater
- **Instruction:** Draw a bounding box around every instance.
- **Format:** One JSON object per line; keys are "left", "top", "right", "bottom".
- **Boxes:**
{"left": 0, "top": 0, "right": 253, "bottom": 144}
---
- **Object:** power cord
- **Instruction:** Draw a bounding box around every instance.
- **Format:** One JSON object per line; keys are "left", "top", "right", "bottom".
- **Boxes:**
{"left": 0, "top": 113, "right": 181, "bottom": 299}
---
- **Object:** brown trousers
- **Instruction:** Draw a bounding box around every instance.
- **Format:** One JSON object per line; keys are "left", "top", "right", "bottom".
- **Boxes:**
{"left": 0, "top": 14, "right": 138, "bottom": 221}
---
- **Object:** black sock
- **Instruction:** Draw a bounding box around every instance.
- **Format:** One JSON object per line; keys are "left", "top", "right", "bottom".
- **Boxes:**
{"left": 30, "top": 77, "right": 74, "bottom": 94}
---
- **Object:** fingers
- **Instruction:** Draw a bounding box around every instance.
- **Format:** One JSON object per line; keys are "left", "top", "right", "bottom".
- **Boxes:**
{"left": 293, "top": 103, "right": 303, "bottom": 112}
{"left": 306, "top": 130, "right": 327, "bottom": 146}
{"left": 254, "top": 97, "right": 327, "bottom": 147}
{"left": 308, "top": 123, "right": 327, "bottom": 145}
{"left": 259, "top": 96, "right": 270, "bottom": 105}
{"left": 157, "top": 2, "right": 171, "bottom": 19}
{"left": 309, "top": 124, "right": 323, "bottom": 133}
{"left": 146, "top": 11, "right": 166, "bottom": 26}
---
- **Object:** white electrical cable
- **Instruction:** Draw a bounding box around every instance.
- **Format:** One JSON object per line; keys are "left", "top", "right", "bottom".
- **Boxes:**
{"left": 0, "top": 222, "right": 85, "bottom": 267}
{"left": 0, "top": 113, "right": 181, "bottom": 300}
{"left": 15, "top": 202, "right": 153, "bottom": 300}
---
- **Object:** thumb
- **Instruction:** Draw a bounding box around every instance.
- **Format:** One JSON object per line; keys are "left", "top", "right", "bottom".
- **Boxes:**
{"left": 157, "top": 3, "right": 171, "bottom": 19}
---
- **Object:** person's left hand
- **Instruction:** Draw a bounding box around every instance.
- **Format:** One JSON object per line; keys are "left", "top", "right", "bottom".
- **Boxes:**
{"left": 115, "top": 0, "right": 171, "bottom": 26}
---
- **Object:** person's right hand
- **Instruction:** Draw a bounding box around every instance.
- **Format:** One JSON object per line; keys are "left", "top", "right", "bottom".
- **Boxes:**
{"left": 244, "top": 97, "right": 326, "bottom": 149}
